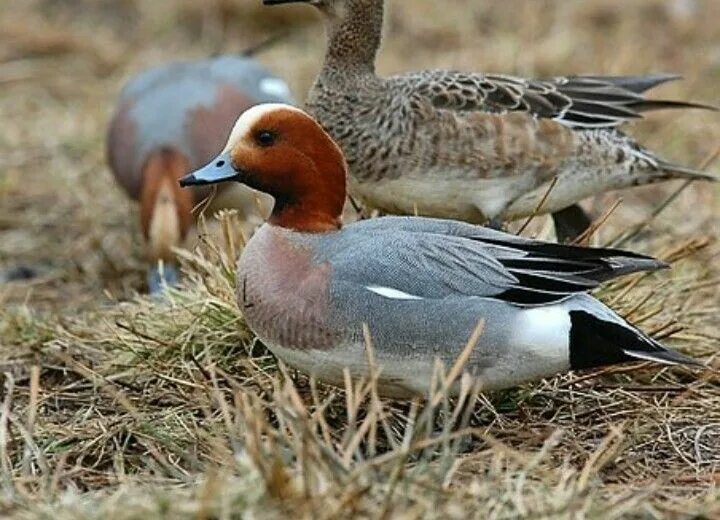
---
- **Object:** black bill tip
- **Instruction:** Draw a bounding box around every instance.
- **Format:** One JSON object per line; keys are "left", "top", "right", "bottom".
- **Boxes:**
{"left": 179, "top": 173, "right": 200, "bottom": 188}
{"left": 179, "top": 171, "right": 239, "bottom": 188}
{"left": 179, "top": 152, "right": 241, "bottom": 188}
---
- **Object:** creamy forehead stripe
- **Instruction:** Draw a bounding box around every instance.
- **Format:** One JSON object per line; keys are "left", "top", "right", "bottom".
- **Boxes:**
{"left": 222, "top": 103, "right": 307, "bottom": 153}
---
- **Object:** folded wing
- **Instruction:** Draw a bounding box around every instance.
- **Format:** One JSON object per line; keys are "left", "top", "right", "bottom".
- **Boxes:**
{"left": 400, "top": 71, "right": 714, "bottom": 129}
{"left": 330, "top": 217, "right": 667, "bottom": 305}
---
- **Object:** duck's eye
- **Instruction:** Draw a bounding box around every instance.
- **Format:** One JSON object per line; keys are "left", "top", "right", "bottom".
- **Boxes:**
{"left": 255, "top": 130, "right": 277, "bottom": 147}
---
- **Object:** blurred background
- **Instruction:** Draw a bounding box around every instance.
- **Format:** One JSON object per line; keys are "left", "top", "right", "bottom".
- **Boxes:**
{"left": 1, "top": 0, "right": 718, "bottom": 311}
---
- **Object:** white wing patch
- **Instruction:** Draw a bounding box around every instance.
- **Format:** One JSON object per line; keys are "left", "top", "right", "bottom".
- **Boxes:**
{"left": 259, "top": 78, "right": 292, "bottom": 100}
{"left": 366, "top": 285, "right": 423, "bottom": 300}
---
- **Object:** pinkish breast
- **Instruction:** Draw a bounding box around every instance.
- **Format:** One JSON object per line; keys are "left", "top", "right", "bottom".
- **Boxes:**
{"left": 236, "top": 225, "right": 340, "bottom": 351}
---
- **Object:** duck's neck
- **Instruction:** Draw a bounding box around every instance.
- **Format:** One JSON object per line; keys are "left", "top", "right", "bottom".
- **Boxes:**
{"left": 266, "top": 162, "right": 346, "bottom": 234}
{"left": 268, "top": 182, "right": 345, "bottom": 233}
{"left": 269, "top": 204, "right": 342, "bottom": 233}
{"left": 320, "top": 0, "right": 384, "bottom": 79}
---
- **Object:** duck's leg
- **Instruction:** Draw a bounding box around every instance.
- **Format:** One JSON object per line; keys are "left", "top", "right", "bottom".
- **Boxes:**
{"left": 551, "top": 204, "right": 593, "bottom": 243}
{"left": 147, "top": 262, "right": 180, "bottom": 296}
{"left": 486, "top": 217, "right": 506, "bottom": 231}
{"left": 423, "top": 395, "right": 477, "bottom": 455}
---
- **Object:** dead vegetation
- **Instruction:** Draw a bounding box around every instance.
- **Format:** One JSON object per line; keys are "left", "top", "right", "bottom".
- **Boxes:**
{"left": 1, "top": 0, "right": 719, "bottom": 517}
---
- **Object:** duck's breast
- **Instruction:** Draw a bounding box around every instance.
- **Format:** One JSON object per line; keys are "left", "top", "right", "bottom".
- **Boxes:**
{"left": 237, "top": 226, "right": 341, "bottom": 353}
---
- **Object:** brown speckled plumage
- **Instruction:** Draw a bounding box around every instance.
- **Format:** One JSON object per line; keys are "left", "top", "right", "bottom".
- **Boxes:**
{"left": 273, "top": 0, "right": 716, "bottom": 224}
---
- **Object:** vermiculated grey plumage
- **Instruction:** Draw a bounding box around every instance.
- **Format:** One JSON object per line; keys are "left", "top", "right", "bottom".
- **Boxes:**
{"left": 237, "top": 216, "right": 699, "bottom": 397}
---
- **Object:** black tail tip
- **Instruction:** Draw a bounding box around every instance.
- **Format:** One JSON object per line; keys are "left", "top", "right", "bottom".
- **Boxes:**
{"left": 568, "top": 310, "right": 703, "bottom": 371}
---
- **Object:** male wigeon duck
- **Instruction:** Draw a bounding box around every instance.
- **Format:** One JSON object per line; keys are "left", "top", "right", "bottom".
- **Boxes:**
{"left": 107, "top": 55, "right": 295, "bottom": 293}
{"left": 179, "top": 104, "right": 700, "bottom": 398}
{"left": 263, "top": 0, "right": 716, "bottom": 242}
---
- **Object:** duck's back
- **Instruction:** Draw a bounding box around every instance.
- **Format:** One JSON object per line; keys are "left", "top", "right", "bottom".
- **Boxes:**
{"left": 108, "top": 56, "right": 295, "bottom": 200}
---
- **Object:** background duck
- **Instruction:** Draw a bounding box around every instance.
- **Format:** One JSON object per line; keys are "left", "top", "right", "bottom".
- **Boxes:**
{"left": 107, "top": 53, "right": 295, "bottom": 294}
{"left": 180, "top": 103, "right": 701, "bottom": 398}
{"left": 263, "top": 0, "right": 716, "bottom": 242}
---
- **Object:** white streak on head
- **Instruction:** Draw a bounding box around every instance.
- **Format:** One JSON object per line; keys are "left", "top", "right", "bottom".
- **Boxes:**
{"left": 222, "top": 103, "right": 307, "bottom": 153}
{"left": 259, "top": 78, "right": 292, "bottom": 100}
{"left": 366, "top": 285, "right": 423, "bottom": 300}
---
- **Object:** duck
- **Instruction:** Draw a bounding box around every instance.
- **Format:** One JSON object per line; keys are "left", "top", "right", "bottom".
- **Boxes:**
{"left": 262, "top": 0, "right": 716, "bottom": 242}
{"left": 179, "top": 103, "right": 700, "bottom": 398}
{"left": 107, "top": 54, "right": 295, "bottom": 294}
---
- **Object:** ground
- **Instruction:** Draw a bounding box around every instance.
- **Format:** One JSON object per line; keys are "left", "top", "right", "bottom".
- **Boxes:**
{"left": 0, "top": 0, "right": 719, "bottom": 518}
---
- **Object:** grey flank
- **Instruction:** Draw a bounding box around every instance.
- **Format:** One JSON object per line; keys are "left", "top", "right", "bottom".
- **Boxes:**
{"left": 238, "top": 216, "right": 697, "bottom": 397}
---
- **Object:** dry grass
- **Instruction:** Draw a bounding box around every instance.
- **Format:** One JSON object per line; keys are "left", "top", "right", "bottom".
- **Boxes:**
{"left": 1, "top": 0, "right": 719, "bottom": 518}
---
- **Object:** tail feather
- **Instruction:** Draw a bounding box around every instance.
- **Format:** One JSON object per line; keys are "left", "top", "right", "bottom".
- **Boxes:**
{"left": 596, "top": 255, "right": 668, "bottom": 280}
{"left": 630, "top": 99, "right": 719, "bottom": 113}
{"left": 623, "top": 348, "right": 703, "bottom": 367}
{"left": 582, "top": 74, "right": 718, "bottom": 113}
{"left": 590, "top": 74, "right": 681, "bottom": 94}
{"left": 634, "top": 144, "right": 718, "bottom": 182}
{"left": 568, "top": 309, "right": 701, "bottom": 370}
{"left": 657, "top": 161, "right": 718, "bottom": 182}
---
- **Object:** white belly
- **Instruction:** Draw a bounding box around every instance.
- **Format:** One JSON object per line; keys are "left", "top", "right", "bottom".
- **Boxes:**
{"left": 349, "top": 171, "right": 542, "bottom": 222}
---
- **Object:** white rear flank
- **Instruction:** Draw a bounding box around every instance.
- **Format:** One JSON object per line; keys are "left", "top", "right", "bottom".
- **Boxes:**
{"left": 508, "top": 305, "right": 571, "bottom": 374}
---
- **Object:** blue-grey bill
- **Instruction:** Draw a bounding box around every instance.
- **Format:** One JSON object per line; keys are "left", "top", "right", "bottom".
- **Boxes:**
{"left": 179, "top": 152, "right": 239, "bottom": 187}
